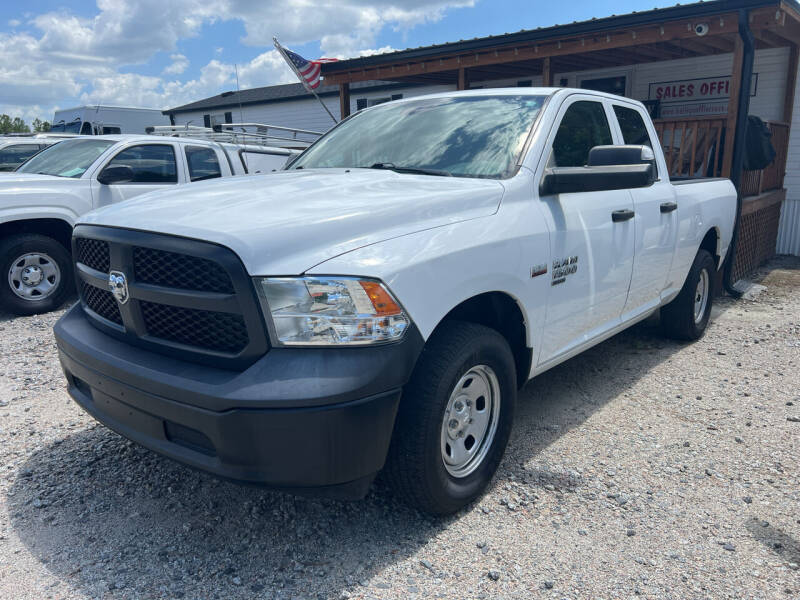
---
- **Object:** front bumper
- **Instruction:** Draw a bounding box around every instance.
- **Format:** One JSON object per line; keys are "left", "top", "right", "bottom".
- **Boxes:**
{"left": 55, "top": 304, "right": 423, "bottom": 497}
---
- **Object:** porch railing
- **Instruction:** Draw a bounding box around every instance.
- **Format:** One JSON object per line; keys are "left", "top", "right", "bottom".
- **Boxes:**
{"left": 653, "top": 117, "right": 727, "bottom": 180}
{"left": 652, "top": 117, "right": 789, "bottom": 197}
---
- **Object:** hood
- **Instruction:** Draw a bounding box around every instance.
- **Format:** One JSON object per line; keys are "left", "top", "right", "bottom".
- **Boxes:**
{"left": 0, "top": 174, "right": 91, "bottom": 225}
{"left": 80, "top": 168, "right": 505, "bottom": 274}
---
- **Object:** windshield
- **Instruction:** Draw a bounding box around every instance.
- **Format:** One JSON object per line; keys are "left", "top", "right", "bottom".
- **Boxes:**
{"left": 17, "top": 139, "right": 115, "bottom": 178}
{"left": 50, "top": 120, "right": 82, "bottom": 134}
{"left": 290, "top": 94, "right": 546, "bottom": 179}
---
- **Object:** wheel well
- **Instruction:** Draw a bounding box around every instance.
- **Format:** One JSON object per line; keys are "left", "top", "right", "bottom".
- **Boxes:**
{"left": 0, "top": 219, "right": 73, "bottom": 250}
{"left": 439, "top": 292, "right": 531, "bottom": 389}
{"left": 700, "top": 228, "right": 721, "bottom": 268}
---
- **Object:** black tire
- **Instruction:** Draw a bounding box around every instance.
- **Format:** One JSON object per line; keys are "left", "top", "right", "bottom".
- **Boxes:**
{"left": 0, "top": 233, "right": 74, "bottom": 316}
{"left": 384, "top": 321, "right": 517, "bottom": 515}
{"left": 660, "top": 249, "right": 716, "bottom": 341}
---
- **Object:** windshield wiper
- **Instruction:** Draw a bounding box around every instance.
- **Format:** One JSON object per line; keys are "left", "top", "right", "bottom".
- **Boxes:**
{"left": 368, "top": 162, "right": 452, "bottom": 177}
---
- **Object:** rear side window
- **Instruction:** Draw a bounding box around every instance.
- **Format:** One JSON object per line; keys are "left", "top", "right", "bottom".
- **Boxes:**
{"left": 240, "top": 151, "right": 289, "bottom": 174}
{"left": 551, "top": 101, "right": 613, "bottom": 167}
{"left": 105, "top": 144, "right": 178, "bottom": 183}
{"left": 613, "top": 105, "right": 653, "bottom": 148}
{"left": 185, "top": 146, "right": 222, "bottom": 181}
{"left": 0, "top": 144, "right": 41, "bottom": 171}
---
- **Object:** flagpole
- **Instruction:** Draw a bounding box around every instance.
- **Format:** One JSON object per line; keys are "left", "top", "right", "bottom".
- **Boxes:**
{"left": 274, "top": 37, "right": 339, "bottom": 125}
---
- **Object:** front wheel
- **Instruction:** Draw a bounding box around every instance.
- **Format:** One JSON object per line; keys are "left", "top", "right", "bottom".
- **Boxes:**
{"left": 660, "top": 248, "right": 716, "bottom": 341}
{"left": 384, "top": 321, "right": 517, "bottom": 515}
{"left": 0, "top": 234, "right": 74, "bottom": 316}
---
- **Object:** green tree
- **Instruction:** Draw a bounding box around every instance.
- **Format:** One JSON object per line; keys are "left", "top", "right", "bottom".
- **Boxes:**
{"left": 0, "top": 114, "right": 31, "bottom": 134}
{"left": 31, "top": 118, "right": 51, "bottom": 132}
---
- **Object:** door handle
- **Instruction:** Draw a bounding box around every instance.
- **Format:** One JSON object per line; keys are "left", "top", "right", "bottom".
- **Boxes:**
{"left": 660, "top": 201, "right": 678, "bottom": 213}
{"left": 612, "top": 209, "right": 635, "bottom": 222}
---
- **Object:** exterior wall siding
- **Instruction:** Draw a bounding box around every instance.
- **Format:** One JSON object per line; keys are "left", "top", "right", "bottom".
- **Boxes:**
{"left": 778, "top": 52, "right": 800, "bottom": 255}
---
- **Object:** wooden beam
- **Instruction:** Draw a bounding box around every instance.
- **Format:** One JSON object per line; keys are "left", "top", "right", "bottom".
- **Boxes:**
{"left": 722, "top": 35, "right": 744, "bottom": 178}
{"left": 457, "top": 67, "right": 468, "bottom": 90}
{"left": 323, "top": 11, "right": 742, "bottom": 85}
{"left": 784, "top": 43, "right": 799, "bottom": 122}
{"left": 542, "top": 57, "right": 552, "bottom": 86}
{"left": 339, "top": 83, "right": 350, "bottom": 119}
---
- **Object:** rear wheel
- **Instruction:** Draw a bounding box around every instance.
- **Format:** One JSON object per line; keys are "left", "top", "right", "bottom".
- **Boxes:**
{"left": 384, "top": 321, "right": 516, "bottom": 515}
{"left": 0, "top": 234, "right": 73, "bottom": 316}
{"left": 660, "top": 249, "right": 716, "bottom": 340}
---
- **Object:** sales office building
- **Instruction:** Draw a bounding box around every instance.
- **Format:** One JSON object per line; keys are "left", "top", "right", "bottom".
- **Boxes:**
{"left": 166, "top": 0, "right": 800, "bottom": 278}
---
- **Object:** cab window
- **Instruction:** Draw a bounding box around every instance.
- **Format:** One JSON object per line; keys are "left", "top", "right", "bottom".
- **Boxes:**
{"left": 613, "top": 105, "right": 654, "bottom": 148}
{"left": 185, "top": 146, "right": 222, "bottom": 181}
{"left": 551, "top": 100, "right": 613, "bottom": 167}
{"left": 104, "top": 144, "right": 178, "bottom": 183}
{"left": 0, "top": 144, "right": 42, "bottom": 171}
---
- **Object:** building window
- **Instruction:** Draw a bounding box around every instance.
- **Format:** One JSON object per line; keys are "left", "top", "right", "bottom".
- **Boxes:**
{"left": 517, "top": 80, "right": 532, "bottom": 87}
{"left": 203, "top": 114, "right": 211, "bottom": 128}
{"left": 356, "top": 98, "right": 368, "bottom": 111}
{"left": 580, "top": 76, "right": 627, "bottom": 95}
{"left": 224, "top": 112, "right": 233, "bottom": 124}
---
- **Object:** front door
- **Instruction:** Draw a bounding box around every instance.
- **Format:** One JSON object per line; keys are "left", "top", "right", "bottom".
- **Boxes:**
{"left": 91, "top": 143, "right": 180, "bottom": 208}
{"left": 536, "top": 97, "right": 636, "bottom": 365}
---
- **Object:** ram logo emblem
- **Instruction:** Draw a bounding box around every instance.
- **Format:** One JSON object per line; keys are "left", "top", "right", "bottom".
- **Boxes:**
{"left": 108, "top": 271, "right": 130, "bottom": 305}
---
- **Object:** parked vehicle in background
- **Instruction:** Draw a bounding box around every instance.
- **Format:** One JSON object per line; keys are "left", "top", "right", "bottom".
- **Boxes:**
{"left": 54, "top": 88, "right": 737, "bottom": 514}
{"left": 51, "top": 106, "right": 171, "bottom": 135}
{"left": 0, "top": 135, "right": 297, "bottom": 315}
{"left": 0, "top": 134, "right": 80, "bottom": 171}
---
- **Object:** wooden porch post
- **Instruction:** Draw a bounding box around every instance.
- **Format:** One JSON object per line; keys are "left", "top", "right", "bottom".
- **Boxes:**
{"left": 542, "top": 57, "right": 553, "bottom": 87}
{"left": 722, "top": 36, "right": 744, "bottom": 178}
{"left": 457, "top": 67, "right": 468, "bottom": 90}
{"left": 339, "top": 83, "right": 351, "bottom": 119}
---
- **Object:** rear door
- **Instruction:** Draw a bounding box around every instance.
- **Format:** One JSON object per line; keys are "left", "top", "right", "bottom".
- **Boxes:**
{"left": 610, "top": 102, "right": 679, "bottom": 316}
{"left": 90, "top": 142, "right": 182, "bottom": 207}
{"left": 536, "top": 95, "right": 636, "bottom": 365}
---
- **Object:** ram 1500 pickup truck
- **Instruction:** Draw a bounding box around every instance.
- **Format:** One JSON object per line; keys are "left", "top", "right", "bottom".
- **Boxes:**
{"left": 54, "top": 88, "right": 736, "bottom": 514}
{"left": 0, "top": 135, "right": 296, "bottom": 315}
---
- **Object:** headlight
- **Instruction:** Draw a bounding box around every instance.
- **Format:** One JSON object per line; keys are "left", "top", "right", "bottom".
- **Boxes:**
{"left": 255, "top": 276, "right": 410, "bottom": 346}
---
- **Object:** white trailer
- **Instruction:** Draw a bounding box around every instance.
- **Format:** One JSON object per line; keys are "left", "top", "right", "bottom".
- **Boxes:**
{"left": 51, "top": 106, "right": 170, "bottom": 135}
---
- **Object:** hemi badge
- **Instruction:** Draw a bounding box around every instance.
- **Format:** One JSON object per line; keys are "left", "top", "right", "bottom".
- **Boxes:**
{"left": 531, "top": 263, "right": 548, "bottom": 278}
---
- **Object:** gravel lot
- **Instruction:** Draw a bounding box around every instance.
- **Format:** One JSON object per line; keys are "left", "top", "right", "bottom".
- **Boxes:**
{"left": 1, "top": 256, "right": 798, "bottom": 600}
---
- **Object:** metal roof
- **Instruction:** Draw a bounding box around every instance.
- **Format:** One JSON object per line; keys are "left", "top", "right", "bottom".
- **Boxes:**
{"left": 322, "top": 0, "right": 796, "bottom": 74}
{"left": 163, "top": 80, "right": 412, "bottom": 115}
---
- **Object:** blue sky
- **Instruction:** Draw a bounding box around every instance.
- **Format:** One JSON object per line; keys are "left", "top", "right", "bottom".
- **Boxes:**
{"left": 2, "top": 0, "right": 680, "bottom": 122}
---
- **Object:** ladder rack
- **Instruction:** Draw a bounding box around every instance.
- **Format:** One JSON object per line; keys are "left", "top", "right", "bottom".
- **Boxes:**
{"left": 146, "top": 122, "right": 324, "bottom": 149}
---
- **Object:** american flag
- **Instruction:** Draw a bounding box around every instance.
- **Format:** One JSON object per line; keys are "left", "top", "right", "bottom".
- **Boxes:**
{"left": 274, "top": 39, "right": 338, "bottom": 90}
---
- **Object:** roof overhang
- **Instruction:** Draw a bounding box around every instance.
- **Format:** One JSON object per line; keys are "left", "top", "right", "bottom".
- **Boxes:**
{"left": 321, "top": 0, "right": 800, "bottom": 86}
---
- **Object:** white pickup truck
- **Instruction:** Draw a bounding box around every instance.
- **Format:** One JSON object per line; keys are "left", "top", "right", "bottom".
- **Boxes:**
{"left": 54, "top": 88, "right": 736, "bottom": 514}
{"left": 0, "top": 135, "right": 295, "bottom": 315}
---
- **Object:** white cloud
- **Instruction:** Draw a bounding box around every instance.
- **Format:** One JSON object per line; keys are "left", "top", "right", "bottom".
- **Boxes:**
{"left": 163, "top": 53, "right": 189, "bottom": 75}
{"left": 8, "top": 19, "right": 20, "bottom": 27}
{"left": 0, "top": 0, "right": 472, "bottom": 122}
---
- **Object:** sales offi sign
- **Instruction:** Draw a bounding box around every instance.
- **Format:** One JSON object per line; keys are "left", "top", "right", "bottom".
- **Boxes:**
{"left": 648, "top": 74, "right": 758, "bottom": 118}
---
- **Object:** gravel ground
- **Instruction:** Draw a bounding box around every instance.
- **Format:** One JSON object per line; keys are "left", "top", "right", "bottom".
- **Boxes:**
{"left": 0, "top": 256, "right": 799, "bottom": 600}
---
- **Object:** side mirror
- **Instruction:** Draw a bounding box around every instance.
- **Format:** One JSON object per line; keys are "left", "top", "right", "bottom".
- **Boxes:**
{"left": 540, "top": 144, "right": 656, "bottom": 195}
{"left": 97, "top": 165, "right": 134, "bottom": 185}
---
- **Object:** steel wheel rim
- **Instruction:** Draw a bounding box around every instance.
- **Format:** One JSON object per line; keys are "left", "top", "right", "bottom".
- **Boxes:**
{"left": 7, "top": 252, "right": 61, "bottom": 302}
{"left": 440, "top": 364, "right": 501, "bottom": 479}
{"left": 693, "top": 268, "right": 709, "bottom": 324}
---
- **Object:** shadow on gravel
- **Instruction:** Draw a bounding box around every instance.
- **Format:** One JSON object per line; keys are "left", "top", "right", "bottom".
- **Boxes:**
{"left": 7, "top": 318, "right": 688, "bottom": 599}
{"left": 745, "top": 518, "right": 800, "bottom": 565}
